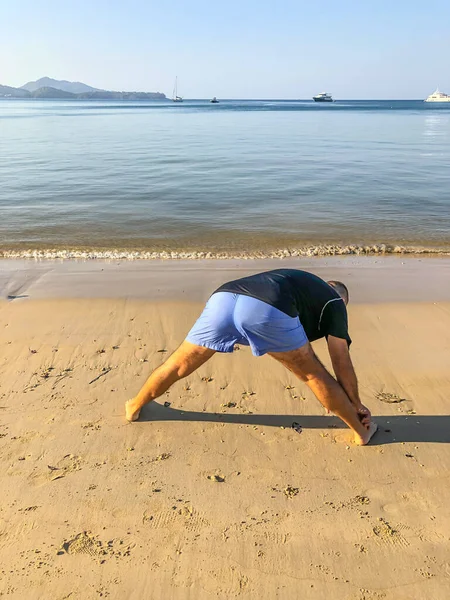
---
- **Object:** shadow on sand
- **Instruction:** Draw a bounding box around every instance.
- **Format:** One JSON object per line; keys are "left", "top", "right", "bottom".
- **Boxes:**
{"left": 138, "top": 403, "right": 450, "bottom": 445}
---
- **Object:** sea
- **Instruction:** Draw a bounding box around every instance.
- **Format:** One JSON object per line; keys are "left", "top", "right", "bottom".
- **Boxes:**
{"left": 1, "top": 99, "right": 449, "bottom": 259}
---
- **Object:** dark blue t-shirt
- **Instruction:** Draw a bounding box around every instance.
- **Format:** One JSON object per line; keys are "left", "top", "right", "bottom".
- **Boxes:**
{"left": 214, "top": 269, "right": 351, "bottom": 345}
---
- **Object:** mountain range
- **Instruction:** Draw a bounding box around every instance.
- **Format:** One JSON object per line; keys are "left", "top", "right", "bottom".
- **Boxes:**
{"left": 21, "top": 77, "right": 100, "bottom": 94}
{"left": 0, "top": 77, "right": 166, "bottom": 100}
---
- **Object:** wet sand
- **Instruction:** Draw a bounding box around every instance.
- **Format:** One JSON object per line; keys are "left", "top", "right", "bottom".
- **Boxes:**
{"left": 2, "top": 255, "right": 450, "bottom": 304}
{"left": 1, "top": 259, "right": 450, "bottom": 599}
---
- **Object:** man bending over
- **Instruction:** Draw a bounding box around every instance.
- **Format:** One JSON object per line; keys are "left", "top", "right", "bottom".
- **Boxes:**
{"left": 125, "top": 269, "right": 377, "bottom": 445}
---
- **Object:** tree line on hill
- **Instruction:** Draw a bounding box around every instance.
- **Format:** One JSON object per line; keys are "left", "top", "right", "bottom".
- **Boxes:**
{"left": 0, "top": 77, "right": 166, "bottom": 100}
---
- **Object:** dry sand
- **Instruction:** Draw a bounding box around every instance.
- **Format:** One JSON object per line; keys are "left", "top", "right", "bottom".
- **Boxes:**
{"left": 1, "top": 261, "right": 450, "bottom": 599}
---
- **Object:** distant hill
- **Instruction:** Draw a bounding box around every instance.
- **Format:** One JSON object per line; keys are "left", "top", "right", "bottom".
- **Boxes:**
{"left": 21, "top": 77, "right": 101, "bottom": 94}
{"left": 0, "top": 84, "right": 29, "bottom": 98}
{"left": 0, "top": 77, "right": 166, "bottom": 100}
{"left": 31, "top": 86, "right": 77, "bottom": 99}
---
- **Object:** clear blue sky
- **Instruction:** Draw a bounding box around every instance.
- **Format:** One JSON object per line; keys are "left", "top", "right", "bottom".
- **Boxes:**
{"left": 1, "top": 0, "right": 449, "bottom": 98}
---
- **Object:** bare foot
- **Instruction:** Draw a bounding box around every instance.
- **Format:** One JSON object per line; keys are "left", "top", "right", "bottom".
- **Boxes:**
{"left": 353, "top": 421, "right": 378, "bottom": 446}
{"left": 125, "top": 399, "right": 141, "bottom": 422}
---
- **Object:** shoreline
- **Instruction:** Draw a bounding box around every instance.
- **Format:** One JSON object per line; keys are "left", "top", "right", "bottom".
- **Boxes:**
{"left": 2, "top": 255, "right": 450, "bottom": 304}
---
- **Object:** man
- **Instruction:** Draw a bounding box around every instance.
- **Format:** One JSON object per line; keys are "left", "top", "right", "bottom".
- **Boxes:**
{"left": 126, "top": 269, "right": 377, "bottom": 446}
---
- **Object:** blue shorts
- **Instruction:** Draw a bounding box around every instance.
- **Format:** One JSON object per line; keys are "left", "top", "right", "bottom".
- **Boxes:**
{"left": 186, "top": 292, "right": 308, "bottom": 357}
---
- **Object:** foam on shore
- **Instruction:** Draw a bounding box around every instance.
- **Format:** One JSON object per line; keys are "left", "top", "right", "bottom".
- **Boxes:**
{"left": 1, "top": 243, "right": 449, "bottom": 260}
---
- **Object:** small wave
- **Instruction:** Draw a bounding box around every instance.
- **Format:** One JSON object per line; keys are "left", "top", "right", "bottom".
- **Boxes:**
{"left": 1, "top": 244, "right": 449, "bottom": 261}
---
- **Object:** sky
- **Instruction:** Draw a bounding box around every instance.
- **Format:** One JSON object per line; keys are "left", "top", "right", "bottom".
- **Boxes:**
{"left": 1, "top": 0, "right": 449, "bottom": 99}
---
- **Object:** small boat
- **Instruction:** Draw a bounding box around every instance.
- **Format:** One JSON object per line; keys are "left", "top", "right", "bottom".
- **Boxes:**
{"left": 313, "top": 92, "right": 333, "bottom": 103}
{"left": 210, "top": 97, "right": 219, "bottom": 103}
{"left": 424, "top": 88, "right": 450, "bottom": 103}
{"left": 172, "top": 77, "right": 183, "bottom": 103}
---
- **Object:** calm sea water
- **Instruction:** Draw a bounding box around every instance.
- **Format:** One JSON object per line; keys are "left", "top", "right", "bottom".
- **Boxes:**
{"left": 1, "top": 99, "right": 449, "bottom": 258}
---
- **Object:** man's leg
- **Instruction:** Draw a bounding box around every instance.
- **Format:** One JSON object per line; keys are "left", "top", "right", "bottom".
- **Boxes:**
{"left": 268, "top": 344, "right": 377, "bottom": 445}
{"left": 126, "top": 341, "right": 216, "bottom": 421}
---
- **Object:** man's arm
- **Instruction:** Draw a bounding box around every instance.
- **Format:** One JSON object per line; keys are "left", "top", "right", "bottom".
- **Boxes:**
{"left": 327, "top": 335, "right": 371, "bottom": 425}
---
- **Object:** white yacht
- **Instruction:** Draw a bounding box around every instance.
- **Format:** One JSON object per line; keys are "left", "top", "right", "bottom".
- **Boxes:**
{"left": 313, "top": 92, "right": 333, "bottom": 103}
{"left": 172, "top": 76, "right": 183, "bottom": 103}
{"left": 424, "top": 88, "right": 450, "bottom": 103}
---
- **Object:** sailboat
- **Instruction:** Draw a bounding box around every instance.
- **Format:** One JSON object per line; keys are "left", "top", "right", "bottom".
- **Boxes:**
{"left": 172, "top": 77, "right": 183, "bottom": 103}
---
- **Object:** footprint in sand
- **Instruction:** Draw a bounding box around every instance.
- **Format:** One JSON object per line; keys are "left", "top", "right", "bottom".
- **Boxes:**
{"left": 58, "top": 532, "right": 103, "bottom": 557}
{"left": 372, "top": 517, "right": 409, "bottom": 547}
{"left": 57, "top": 532, "right": 132, "bottom": 559}
{"left": 143, "top": 505, "right": 210, "bottom": 532}
{"left": 375, "top": 391, "right": 406, "bottom": 404}
{"left": 47, "top": 454, "right": 82, "bottom": 481}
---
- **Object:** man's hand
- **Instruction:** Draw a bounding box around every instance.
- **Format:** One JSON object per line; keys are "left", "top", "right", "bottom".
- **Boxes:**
{"left": 356, "top": 403, "right": 371, "bottom": 429}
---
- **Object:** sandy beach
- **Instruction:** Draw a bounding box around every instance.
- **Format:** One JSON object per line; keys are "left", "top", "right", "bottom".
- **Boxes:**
{"left": 1, "top": 258, "right": 450, "bottom": 599}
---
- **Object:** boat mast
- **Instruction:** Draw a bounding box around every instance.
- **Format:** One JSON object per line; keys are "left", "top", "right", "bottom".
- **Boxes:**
{"left": 173, "top": 76, "right": 177, "bottom": 100}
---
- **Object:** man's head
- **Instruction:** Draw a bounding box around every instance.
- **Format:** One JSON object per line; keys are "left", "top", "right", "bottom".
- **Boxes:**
{"left": 327, "top": 280, "right": 349, "bottom": 305}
